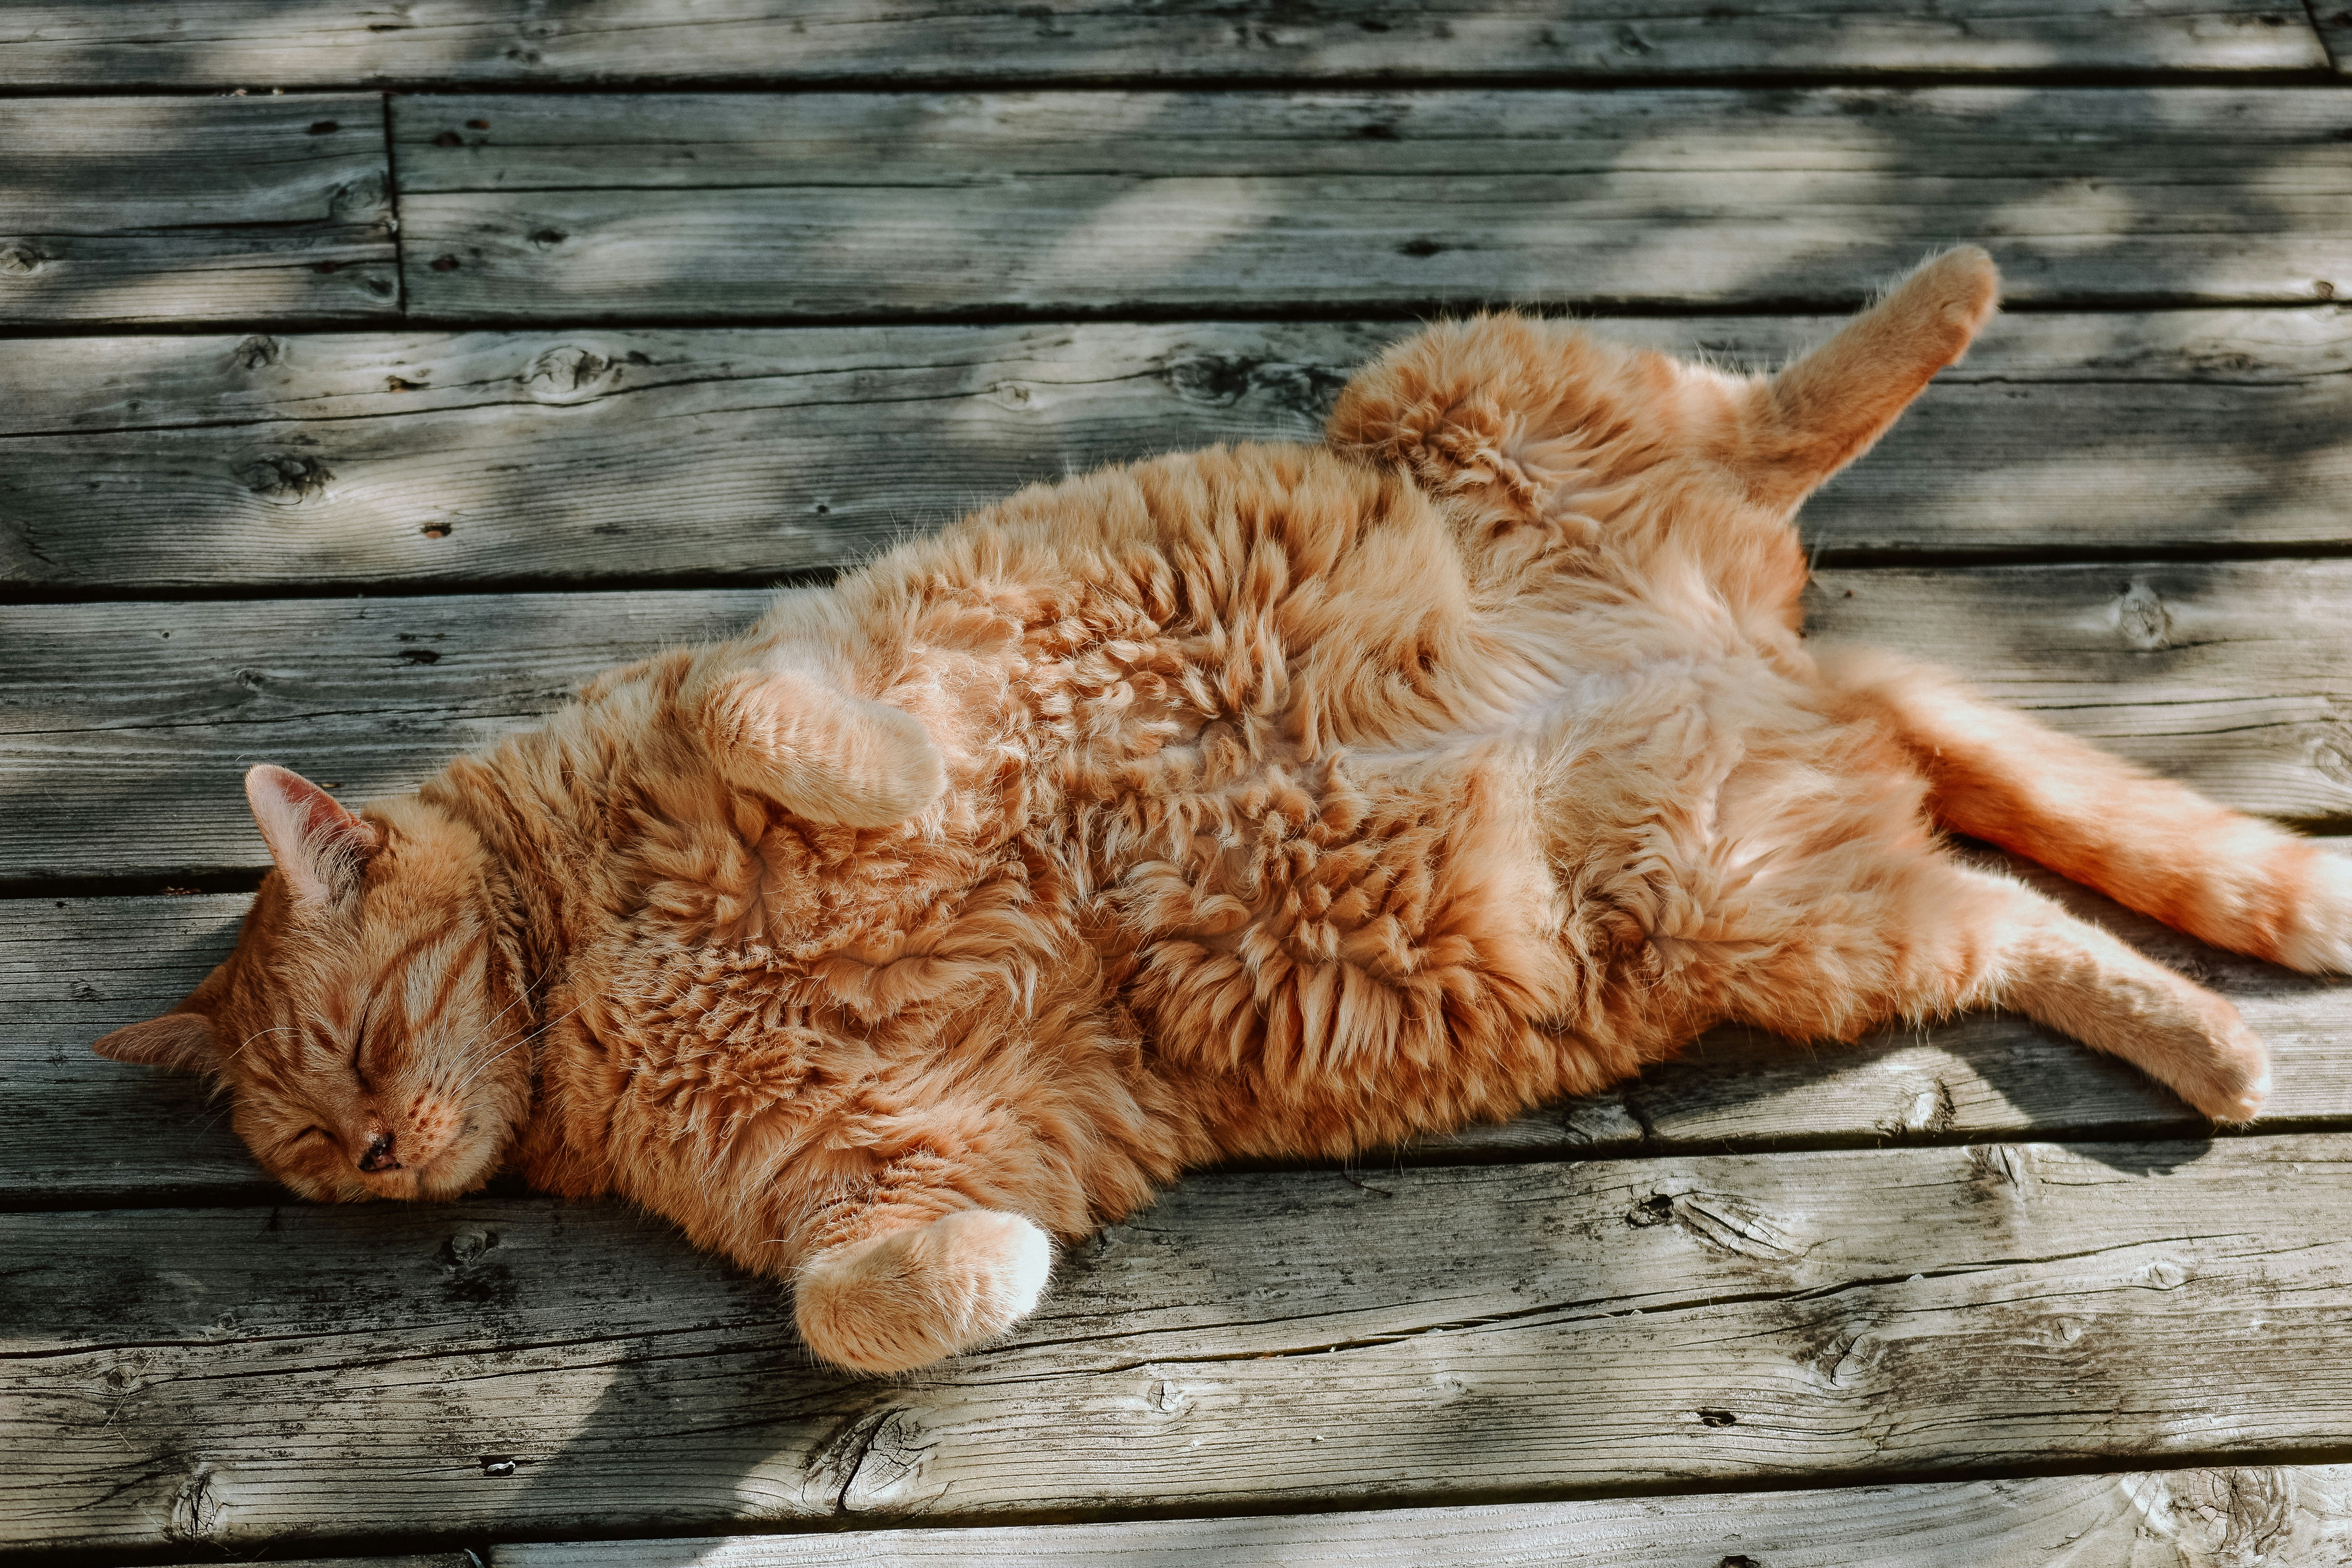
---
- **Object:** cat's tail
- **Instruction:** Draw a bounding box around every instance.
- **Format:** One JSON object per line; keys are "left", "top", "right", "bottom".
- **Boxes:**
{"left": 1821, "top": 644, "right": 2352, "bottom": 974}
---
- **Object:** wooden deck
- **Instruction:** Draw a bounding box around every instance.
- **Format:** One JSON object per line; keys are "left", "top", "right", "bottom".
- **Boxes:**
{"left": 7, "top": 6, "right": 2352, "bottom": 1564}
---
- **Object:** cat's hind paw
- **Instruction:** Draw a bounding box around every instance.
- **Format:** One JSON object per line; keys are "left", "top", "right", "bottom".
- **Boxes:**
{"left": 2172, "top": 1018, "right": 2271, "bottom": 1125}
{"left": 1881, "top": 245, "right": 2001, "bottom": 367}
{"left": 795, "top": 1209, "right": 1053, "bottom": 1374}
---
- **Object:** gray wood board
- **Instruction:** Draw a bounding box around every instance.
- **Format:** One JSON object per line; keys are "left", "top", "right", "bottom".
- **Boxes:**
{"left": 159, "top": 1559, "right": 474, "bottom": 1568}
{"left": 13, "top": 561, "right": 2352, "bottom": 884}
{"left": 7, "top": 310, "right": 2351, "bottom": 591}
{"left": 10, "top": 1136, "right": 2352, "bottom": 1549}
{"left": 499, "top": 1466, "right": 2352, "bottom": 1567}
{"left": 0, "top": 95, "right": 398, "bottom": 325}
{"left": 0, "top": 0, "right": 2328, "bottom": 88}
{"left": 392, "top": 89, "right": 2352, "bottom": 318}
{"left": 2316, "top": 2, "right": 2352, "bottom": 71}
{"left": 21, "top": 844, "right": 2352, "bottom": 1203}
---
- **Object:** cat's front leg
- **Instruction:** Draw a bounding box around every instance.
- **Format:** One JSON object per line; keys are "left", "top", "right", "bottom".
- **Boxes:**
{"left": 696, "top": 663, "right": 946, "bottom": 829}
{"left": 797, "top": 1208, "right": 1054, "bottom": 1373}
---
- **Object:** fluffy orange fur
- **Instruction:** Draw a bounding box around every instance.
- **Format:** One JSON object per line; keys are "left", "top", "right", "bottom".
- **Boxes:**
{"left": 95, "top": 249, "right": 2350, "bottom": 1373}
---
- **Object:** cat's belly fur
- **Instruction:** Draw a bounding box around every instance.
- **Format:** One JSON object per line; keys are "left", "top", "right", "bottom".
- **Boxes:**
{"left": 548, "top": 444, "right": 1859, "bottom": 1242}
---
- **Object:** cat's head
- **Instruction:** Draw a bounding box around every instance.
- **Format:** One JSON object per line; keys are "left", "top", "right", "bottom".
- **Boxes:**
{"left": 93, "top": 765, "right": 532, "bottom": 1202}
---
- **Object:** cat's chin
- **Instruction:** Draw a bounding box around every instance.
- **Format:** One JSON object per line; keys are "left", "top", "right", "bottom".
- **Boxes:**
{"left": 283, "top": 1134, "right": 505, "bottom": 1204}
{"left": 385, "top": 1143, "right": 504, "bottom": 1202}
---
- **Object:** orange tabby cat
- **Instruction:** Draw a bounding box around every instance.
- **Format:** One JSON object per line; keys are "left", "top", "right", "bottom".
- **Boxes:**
{"left": 95, "top": 248, "right": 2348, "bottom": 1373}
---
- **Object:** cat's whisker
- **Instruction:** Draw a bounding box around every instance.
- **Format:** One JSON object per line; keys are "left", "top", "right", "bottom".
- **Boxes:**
{"left": 222, "top": 1024, "right": 301, "bottom": 1065}
{"left": 474, "top": 964, "right": 554, "bottom": 1038}
{"left": 442, "top": 995, "right": 592, "bottom": 1104}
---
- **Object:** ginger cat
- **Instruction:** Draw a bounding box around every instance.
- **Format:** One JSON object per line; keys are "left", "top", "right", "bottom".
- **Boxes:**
{"left": 94, "top": 249, "right": 2350, "bottom": 1374}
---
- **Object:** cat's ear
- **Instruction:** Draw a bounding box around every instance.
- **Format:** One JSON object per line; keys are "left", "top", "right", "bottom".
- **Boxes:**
{"left": 246, "top": 763, "right": 379, "bottom": 908}
{"left": 91, "top": 1012, "right": 219, "bottom": 1075}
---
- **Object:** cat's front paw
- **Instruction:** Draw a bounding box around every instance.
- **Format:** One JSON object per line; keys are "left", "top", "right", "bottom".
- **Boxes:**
{"left": 796, "top": 1209, "right": 1053, "bottom": 1374}
{"left": 2275, "top": 849, "right": 2352, "bottom": 975}
{"left": 706, "top": 669, "right": 946, "bottom": 828}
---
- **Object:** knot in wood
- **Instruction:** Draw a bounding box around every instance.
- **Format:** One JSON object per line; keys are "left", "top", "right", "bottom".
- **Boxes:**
{"left": 440, "top": 1223, "right": 496, "bottom": 1268}
{"left": 327, "top": 171, "right": 389, "bottom": 221}
{"left": 526, "top": 345, "right": 615, "bottom": 401}
{"left": 232, "top": 335, "right": 283, "bottom": 370}
{"left": 0, "top": 242, "right": 48, "bottom": 276}
{"left": 240, "top": 454, "right": 333, "bottom": 502}
{"left": 2112, "top": 577, "right": 2174, "bottom": 651}
{"left": 165, "top": 1465, "right": 224, "bottom": 1542}
{"left": 1632, "top": 1188, "right": 1811, "bottom": 1262}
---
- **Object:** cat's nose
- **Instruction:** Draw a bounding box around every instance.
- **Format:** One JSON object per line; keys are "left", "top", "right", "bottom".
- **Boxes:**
{"left": 357, "top": 1132, "right": 401, "bottom": 1173}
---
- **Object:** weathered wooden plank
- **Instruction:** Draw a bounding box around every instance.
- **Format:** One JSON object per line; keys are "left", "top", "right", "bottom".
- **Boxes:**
{"left": 499, "top": 1467, "right": 2352, "bottom": 1568}
{"left": 26, "top": 848, "right": 2352, "bottom": 1202}
{"left": 2314, "top": 3, "right": 2352, "bottom": 71}
{"left": 0, "top": 589, "right": 764, "bottom": 882}
{"left": 0, "top": 321, "right": 1396, "bottom": 590}
{"left": 7, "top": 309, "right": 2350, "bottom": 590}
{"left": 9, "top": 1136, "right": 2352, "bottom": 1550}
{"left": 4, "top": 895, "right": 284, "bottom": 1202}
{"left": 12, "top": 561, "right": 2352, "bottom": 883}
{"left": 0, "top": 95, "right": 398, "bottom": 326}
{"left": 0, "top": 0, "right": 2328, "bottom": 88}
{"left": 393, "top": 89, "right": 2352, "bottom": 318}
{"left": 1808, "top": 561, "right": 2352, "bottom": 824}
{"left": 164, "top": 1559, "right": 470, "bottom": 1568}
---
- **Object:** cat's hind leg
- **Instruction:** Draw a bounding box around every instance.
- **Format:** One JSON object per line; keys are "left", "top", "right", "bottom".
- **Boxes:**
{"left": 1719, "top": 848, "right": 2269, "bottom": 1123}
{"left": 1823, "top": 646, "right": 2352, "bottom": 975}
{"left": 1934, "top": 863, "right": 2270, "bottom": 1122}
{"left": 1323, "top": 246, "right": 1998, "bottom": 526}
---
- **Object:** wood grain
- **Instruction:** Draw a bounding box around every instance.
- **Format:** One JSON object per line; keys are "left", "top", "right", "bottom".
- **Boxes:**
{"left": 4, "top": 895, "right": 283, "bottom": 1203}
{"left": 11, "top": 1136, "right": 2352, "bottom": 1550}
{"left": 7, "top": 309, "right": 2350, "bottom": 591}
{"left": 13, "top": 561, "right": 2352, "bottom": 883}
{"left": 2314, "top": 2, "right": 2352, "bottom": 71}
{"left": 25, "top": 846, "right": 2352, "bottom": 1202}
{"left": 0, "top": 95, "right": 397, "bottom": 325}
{"left": 499, "top": 1467, "right": 2352, "bottom": 1567}
{"left": 394, "top": 89, "right": 2352, "bottom": 319}
{"left": 0, "top": 0, "right": 2325, "bottom": 89}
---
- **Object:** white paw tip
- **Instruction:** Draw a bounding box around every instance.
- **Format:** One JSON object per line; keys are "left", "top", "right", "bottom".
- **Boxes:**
{"left": 941, "top": 1209, "right": 1053, "bottom": 1316}
{"left": 2278, "top": 852, "right": 2352, "bottom": 975}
